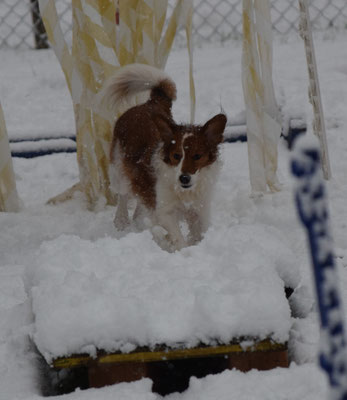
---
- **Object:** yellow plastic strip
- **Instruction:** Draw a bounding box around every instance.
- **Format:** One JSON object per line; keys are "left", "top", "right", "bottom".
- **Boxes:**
{"left": 0, "top": 103, "right": 20, "bottom": 212}
{"left": 298, "top": 0, "right": 331, "bottom": 179}
{"left": 185, "top": 1, "right": 196, "bottom": 123}
{"left": 242, "top": 0, "right": 281, "bottom": 194}
{"left": 39, "top": 0, "right": 73, "bottom": 93}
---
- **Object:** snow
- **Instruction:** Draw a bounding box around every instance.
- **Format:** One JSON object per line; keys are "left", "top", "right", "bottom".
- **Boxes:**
{"left": 31, "top": 222, "right": 293, "bottom": 363}
{"left": 2, "top": 31, "right": 347, "bottom": 399}
{"left": 0, "top": 365, "right": 329, "bottom": 400}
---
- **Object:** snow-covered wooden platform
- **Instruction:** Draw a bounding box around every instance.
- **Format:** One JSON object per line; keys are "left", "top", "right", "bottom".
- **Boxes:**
{"left": 29, "top": 203, "right": 299, "bottom": 393}
{"left": 31, "top": 226, "right": 297, "bottom": 362}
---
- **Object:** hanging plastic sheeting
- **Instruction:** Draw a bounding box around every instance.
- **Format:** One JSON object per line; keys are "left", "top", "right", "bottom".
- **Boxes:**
{"left": 38, "top": 0, "right": 195, "bottom": 207}
{"left": 0, "top": 103, "right": 20, "bottom": 212}
{"left": 298, "top": 0, "right": 331, "bottom": 180}
{"left": 242, "top": 0, "right": 282, "bottom": 195}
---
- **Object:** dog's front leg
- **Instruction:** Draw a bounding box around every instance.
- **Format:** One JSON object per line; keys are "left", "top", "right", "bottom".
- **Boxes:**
{"left": 186, "top": 209, "right": 203, "bottom": 245}
{"left": 154, "top": 209, "right": 186, "bottom": 251}
{"left": 114, "top": 194, "right": 130, "bottom": 230}
{"left": 186, "top": 200, "right": 211, "bottom": 246}
{"left": 133, "top": 201, "right": 150, "bottom": 231}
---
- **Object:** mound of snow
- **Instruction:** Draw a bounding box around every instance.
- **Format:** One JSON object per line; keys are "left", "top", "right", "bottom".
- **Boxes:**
{"left": 31, "top": 221, "right": 294, "bottom": 363}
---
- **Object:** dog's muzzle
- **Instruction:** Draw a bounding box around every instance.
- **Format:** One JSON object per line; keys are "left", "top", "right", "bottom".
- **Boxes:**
{"left": 179, "top": 174, "right": 192, "bottom": 188}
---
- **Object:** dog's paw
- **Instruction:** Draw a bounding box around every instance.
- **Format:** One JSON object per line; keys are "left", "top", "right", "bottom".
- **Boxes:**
{"left": 151, "top": 225, "right": 186, "bottom": 252}
{"left": 187, "top": 235, "right": 202, "bottom": 247}
{"left": 170, "top": 240, "right": 187, "bottom": 252}
{"left": 114, "top": 214, "right": 130, "bottom": 231}
{"left": 151, "top": 225, "right": 169, "bottom": 250}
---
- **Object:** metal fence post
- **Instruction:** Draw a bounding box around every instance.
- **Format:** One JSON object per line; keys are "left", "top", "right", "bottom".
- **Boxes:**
{"left": 30, "top": 0, "right": 49, "bottom": 49}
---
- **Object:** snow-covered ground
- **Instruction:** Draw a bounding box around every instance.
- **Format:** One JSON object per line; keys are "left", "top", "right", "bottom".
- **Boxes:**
{"left": 1, "top": 31, "right": 347, "bottom": 399}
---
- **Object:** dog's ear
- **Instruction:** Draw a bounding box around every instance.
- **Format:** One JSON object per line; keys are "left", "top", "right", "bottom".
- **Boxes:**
{"left": 154, "top": 116, "right": 174, "bottom": 144}
{"left": 202, "top": 113, "right": 227, "bottom": 146}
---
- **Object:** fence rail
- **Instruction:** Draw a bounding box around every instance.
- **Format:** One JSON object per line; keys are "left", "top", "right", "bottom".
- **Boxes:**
{"left": 0, "top": 0, "right": 347, "bottom": 49}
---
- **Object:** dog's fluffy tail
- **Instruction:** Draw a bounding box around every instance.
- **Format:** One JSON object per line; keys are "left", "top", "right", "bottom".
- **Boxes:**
{"left": 104, "top": 63, "right": 176, "bottom": 110}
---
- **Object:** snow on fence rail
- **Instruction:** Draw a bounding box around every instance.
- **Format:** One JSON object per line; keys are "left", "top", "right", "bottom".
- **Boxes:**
{"left": 1, "top": 0, "right": 347, "bottom": 49}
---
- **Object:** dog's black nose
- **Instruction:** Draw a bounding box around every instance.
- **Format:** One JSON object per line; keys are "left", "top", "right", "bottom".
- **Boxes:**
{"left": 179, "top": 174, "right": 191, "bottom": 186}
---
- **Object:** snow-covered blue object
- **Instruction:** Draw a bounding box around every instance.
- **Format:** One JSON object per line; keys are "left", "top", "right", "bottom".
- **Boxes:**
{"left": 10, "top": 136, "right": 76, "bottom": 158}
{"left": 292, "top": 138, "right": 347, "bottom": 400}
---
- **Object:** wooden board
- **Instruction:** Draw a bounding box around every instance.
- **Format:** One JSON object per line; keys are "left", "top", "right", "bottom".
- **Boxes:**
{"left": 48, "top": 339, "right": 288, "bottom": 396}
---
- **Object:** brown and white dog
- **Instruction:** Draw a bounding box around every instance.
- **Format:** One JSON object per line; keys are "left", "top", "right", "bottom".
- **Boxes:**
{"left": 107, "top": 63, "right": 226, "bottom": 251}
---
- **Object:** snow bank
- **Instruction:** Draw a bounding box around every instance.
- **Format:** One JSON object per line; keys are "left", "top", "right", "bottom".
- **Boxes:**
{"left": 18, "top": 364, "right": 329, "bottom": 400}
{"left": 173, "top": 363, "right": 328, "bottom": 400}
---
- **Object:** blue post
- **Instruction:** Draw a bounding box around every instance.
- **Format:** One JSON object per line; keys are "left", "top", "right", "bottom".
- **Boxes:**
{"left": 292, "top": 141, "right": 347, "bottom": 400}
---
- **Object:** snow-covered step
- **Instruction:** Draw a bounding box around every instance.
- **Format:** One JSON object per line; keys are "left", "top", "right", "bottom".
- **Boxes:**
{"left": 31, "top": 229, "right": 295, "bottom": 365}
{"left": 31, "top": 219, "right": 299, "bottom": 394}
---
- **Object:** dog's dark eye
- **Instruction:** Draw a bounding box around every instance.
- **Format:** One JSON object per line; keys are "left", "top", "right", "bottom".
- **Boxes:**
{"left": 173, "top": 153, "right": 182, "bottom": 160}
{"left": 193, "top": 154, "right": 202, "bottom": 160}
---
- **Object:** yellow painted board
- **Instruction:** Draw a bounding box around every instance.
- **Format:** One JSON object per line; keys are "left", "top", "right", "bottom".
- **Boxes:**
{"left": 52, "top": 339, "right": 287, "bottom": 369}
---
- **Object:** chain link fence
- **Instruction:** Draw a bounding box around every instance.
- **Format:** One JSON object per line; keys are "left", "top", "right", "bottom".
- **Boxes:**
{"left": 1, "top": 0, "right": 347, "bottom": 49}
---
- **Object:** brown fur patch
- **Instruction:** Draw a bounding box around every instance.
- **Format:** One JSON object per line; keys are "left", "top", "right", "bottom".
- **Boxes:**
{"left": 110, "top": 96, "right": 175, "bottom": 209}
{"left": 162, "top": 115, "right": 227, "bottom": 176}
{"left": 150, "top": 79, "right": 177, "bottom": 102}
